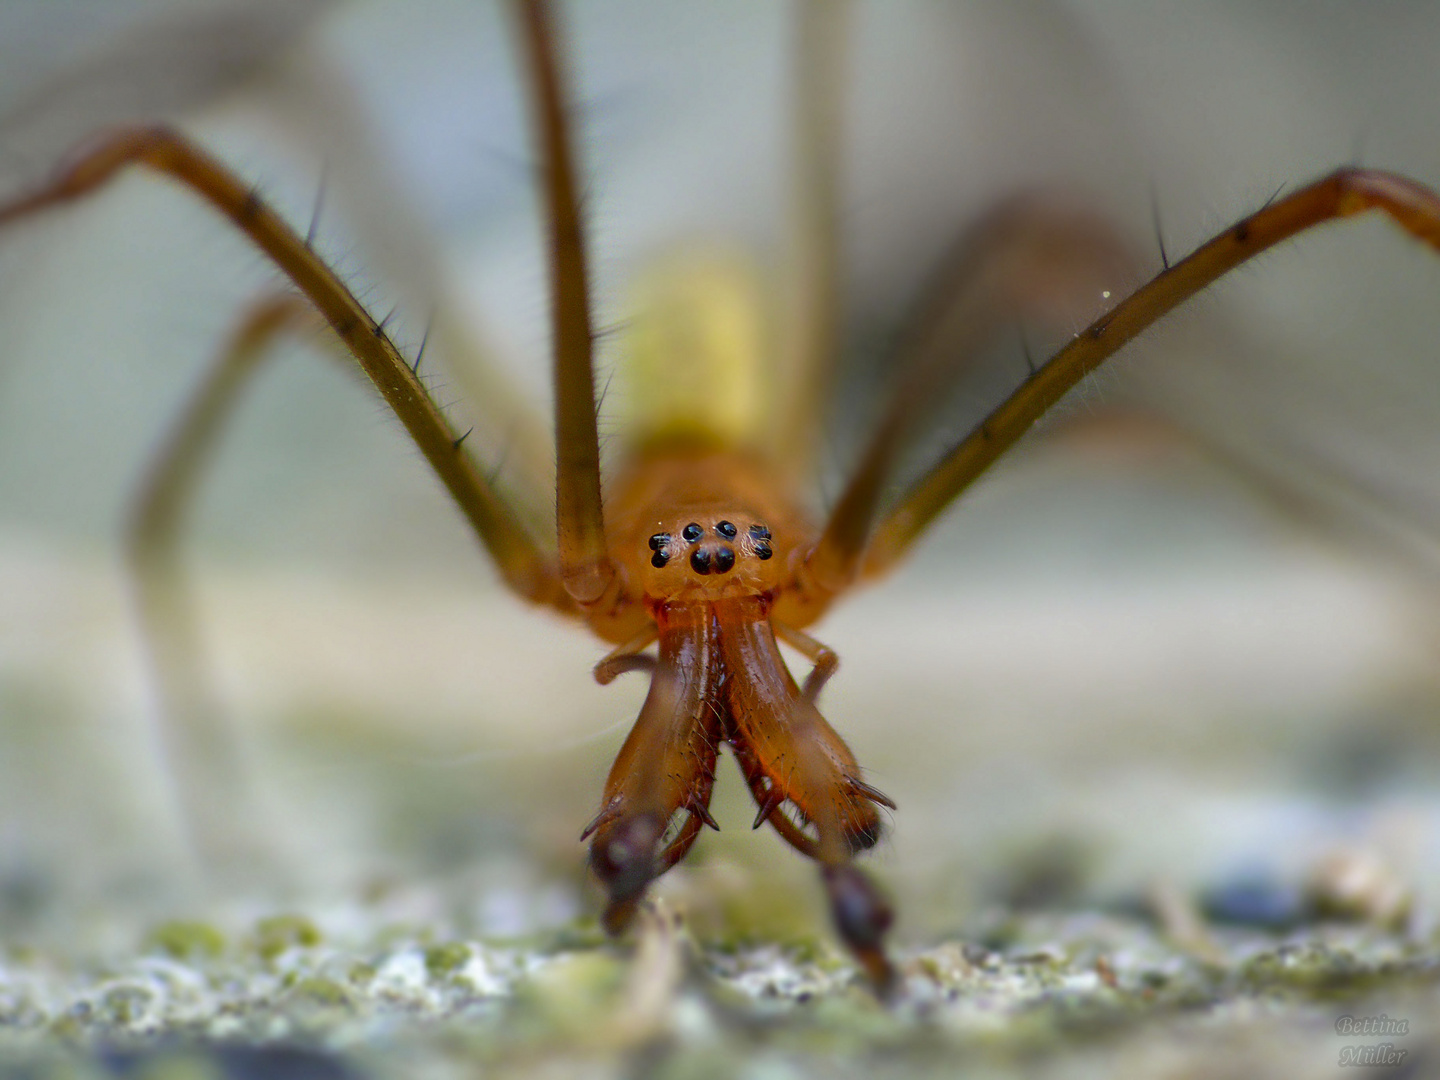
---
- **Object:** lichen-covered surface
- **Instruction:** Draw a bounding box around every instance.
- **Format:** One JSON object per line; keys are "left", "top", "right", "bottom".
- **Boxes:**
{"left": 2, "top": 887, "right": 1438, "bottom": 1079}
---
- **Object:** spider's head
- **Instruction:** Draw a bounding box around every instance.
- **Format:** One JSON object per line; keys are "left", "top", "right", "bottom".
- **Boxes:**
{"left": 641, "top": 516, "right": 784, "bottom": 600}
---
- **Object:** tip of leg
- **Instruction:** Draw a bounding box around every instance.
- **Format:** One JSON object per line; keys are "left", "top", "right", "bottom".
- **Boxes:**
{"left": 601, "top": 894, "right": 643, "bottom": 937}
{"left": 589, "top": 811, "right": 663, "bottom": 934}
{"left": 856, "top": 946, "right": 899, "bottom": 1000}
{"left": 821, "top": 864, "right": 897, "bottom": 997}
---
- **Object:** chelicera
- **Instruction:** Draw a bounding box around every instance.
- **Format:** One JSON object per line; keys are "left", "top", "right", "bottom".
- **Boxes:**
{"left": 2, "top": 1, "right": 1440, "bottom": 992}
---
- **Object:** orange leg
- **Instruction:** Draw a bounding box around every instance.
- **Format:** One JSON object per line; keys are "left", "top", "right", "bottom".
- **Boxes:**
{"left": 772, "top": 0, "right": 851, "bottom": 482}
{"left": 128, "top": 296, "right": 320, "bottom": 567}
{"left": 773, "top": 621, "right": 840, "bottom": 702}
{"left": 0, "top": 126, "right": 573, "bottom": 613}
{"left": 861, "top": 169, "right": 1440, "bottom": 577}
{"left": 511, "top": 0, "right": 617, "bottom": 610}
{"left": 127, "top": 294, "right": 318, "bottom": 880}
{"left": 784, "top": 196, "right": 1135, "bottom": 621}
{"left": 593, "top": 626, "right": 660, "bottom": 686}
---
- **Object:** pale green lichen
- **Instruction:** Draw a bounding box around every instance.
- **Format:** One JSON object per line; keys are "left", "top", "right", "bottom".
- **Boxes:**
{"left": 283, "top": 975, "right": 353, "bottom": 1009}
{"left": 423, "top": 941, "right": 472, "bottom": 979}
{"left": 251, "top": 914, "right": 323, "bottom": 963}
{"left": 145, "top": 921, "right": 226, "bottom": 963}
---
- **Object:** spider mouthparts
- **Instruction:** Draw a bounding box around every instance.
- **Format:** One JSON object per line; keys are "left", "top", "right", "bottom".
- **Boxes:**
{"left": 578, "top": 796, "right": 622, "bottom": 841}
{"left": 687, "top": 797, "right": 721, "bottom": 831}
{"left": 848, "top": 776, "right": 898, "bottom": 811}
{"left": 751, "top": 783, "right": 786, "bottom": 830}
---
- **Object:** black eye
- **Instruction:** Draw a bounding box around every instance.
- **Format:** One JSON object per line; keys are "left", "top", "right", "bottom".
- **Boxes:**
{"left": 713, "top": 547, "right": 736, "bottom": 573}
{"left": 651, "top": 550, "right": 669, "bottom": 568}
{"left": 682, "top": 523, "right": 702, "bottom": 542}
{"left": 715, "top": 521, "right": 737, "bottom": 539}
{"left": 748, "top": 524, "right": 771, "bottom": 540}
{"left": 690, "top": 548, "right": 712, "bottom": 574}
{"left": 754, "top": 541, "right": 773, "bottom": 561}
{"left": 648, "top": 533, "right": 669, "bottom": 551}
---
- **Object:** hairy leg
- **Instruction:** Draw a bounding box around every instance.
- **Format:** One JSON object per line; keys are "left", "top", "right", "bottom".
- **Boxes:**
{"left": 860, "top": 170, "right": 1440, "bottom": 576}
{"left": 777, "top": 195, "right": 1133, "bottom": 624}
{"left": 772, "top": 0, "right": 851, "bottom": 482}
{"left": 263, "top": 54, "right": 557, "bottom": 522}
{"left": 511, "top": 0, "right": 616, "bottom": 610}
{"left": 0, "top": 126, "right": 573, "bottom": 611}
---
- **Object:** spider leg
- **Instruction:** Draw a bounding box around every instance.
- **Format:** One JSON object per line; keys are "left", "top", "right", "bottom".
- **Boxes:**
{"left": 1049, "top": 406, "right": 1440, "bottom": 583}
{"left": 512, "top": 0, "right": 618, "bottom": 610}
{"left": 126, "top": 293, "right": 318, "bottom": 882}
{"left": 593, "top": 625, "right": 660, "bottom": 685}
{"left": 265, "top": 57, "right": 556, "bottom": 520}
{"left": 860, "top": 169, "right": 1440, "bottom": 577}
{"left": 0, "top": 125, "right": 574, "bottom": 612}
{"left": 772, "top": 0, "right": 851, "bottom": 481}
{"left": 782, "top": 196, "right": 1135, "bottom": 621}
{"left": 128, "top": 294, "right": 317, "bottom": 576}
{"left": 773, "top": 620, "right": 839, "bottom": 702}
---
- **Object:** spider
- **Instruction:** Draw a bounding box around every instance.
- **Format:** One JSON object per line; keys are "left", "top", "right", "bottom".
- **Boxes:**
{"left": 2, "top": 2, "right": 1439, "bottom": 993}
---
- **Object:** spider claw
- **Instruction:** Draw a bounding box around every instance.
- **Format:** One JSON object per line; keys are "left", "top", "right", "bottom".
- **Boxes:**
{"left": 847, "top": 776, "right": 897, "bottom": 811}
{"left": 751, "top": 782, "right": 786, "bottom": 830}
{"left": 688, "top": 797, "right": 720, "bottom": 832}
{"left": 579, "top": 796, "right": 622, "bottom": 841}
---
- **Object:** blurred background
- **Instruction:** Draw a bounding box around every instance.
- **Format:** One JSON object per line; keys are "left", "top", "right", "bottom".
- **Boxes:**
{"left": 0, "top": 0, "right": 1438, "bottom": 959}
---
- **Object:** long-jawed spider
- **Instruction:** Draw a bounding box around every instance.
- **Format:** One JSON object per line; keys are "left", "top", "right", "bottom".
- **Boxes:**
{"left": 2, "top": 2, "right": 1440, "bottom": 992}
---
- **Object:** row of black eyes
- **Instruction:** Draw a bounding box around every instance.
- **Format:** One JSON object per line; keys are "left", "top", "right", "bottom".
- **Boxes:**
{"left": 648, "top": 522, "right": 773, "bottom": 571}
